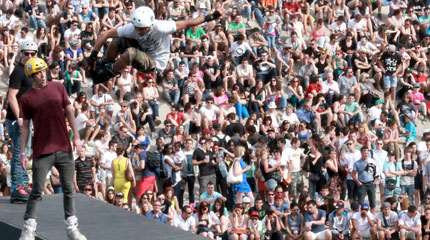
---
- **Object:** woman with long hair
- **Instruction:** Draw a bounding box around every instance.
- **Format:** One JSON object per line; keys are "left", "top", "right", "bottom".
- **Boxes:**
{"left": 195, "top": 201, "right": 220, "bottom": 239}
{"left": 111, "top": 145, "right": 135, "bottom": 206}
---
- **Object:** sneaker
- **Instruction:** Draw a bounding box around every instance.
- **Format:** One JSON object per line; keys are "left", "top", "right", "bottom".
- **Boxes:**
{"left": 19, "top": 218, "right": 37, "bottom": 240}
{"left": 91, "top": 61, "right": 117, "bottom": 85}
{"left": 11, "top": 186, "right": 29, "bottom": 203}
{"left": 65, "top": 216, "right": 87, "bottom": 240}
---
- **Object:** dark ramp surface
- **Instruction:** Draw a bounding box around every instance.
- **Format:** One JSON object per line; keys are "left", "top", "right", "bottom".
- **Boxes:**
{"left": 0, "top": 194, "right": 202, "bottom": 240}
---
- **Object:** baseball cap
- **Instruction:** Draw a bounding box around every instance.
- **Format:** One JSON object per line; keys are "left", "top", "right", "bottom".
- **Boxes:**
{"left": 382, "top": 202, "right": 391, "bottom": 209}
{"left": 115, "top": 192, "right": 124, "bottom": 198}
{"left": 243, "top": 196, "right": 251, "bottom": 204}
{"left": 249, "top": 210, "right": 259, "bottom": 219}
{"left": 361, "top": 203, "right": 370, "bottom": 210}
{"left": 107, "top": 186, "right": 114, "bottom": 192}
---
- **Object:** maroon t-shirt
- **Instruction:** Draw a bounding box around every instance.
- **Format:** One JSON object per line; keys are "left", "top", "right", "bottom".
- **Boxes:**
{"left": 20, "top": 82, "right": 72, "bottom": 159}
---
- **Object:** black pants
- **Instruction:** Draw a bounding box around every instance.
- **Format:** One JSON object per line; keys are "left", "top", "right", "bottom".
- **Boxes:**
{"left": 184, "top": 176, "right": 195, "bottom": 204}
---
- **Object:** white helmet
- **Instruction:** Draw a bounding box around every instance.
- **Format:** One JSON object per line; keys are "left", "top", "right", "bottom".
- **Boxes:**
{"left": 20, "top": 39, "right": 38, "bottom": 52}
{"left": 132, "top": 6, "right": 155, "bottom": 28}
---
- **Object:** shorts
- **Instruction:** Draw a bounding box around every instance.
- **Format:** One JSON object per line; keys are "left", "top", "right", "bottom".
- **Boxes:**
{"left": 383, "top": 74, "right": 397, "bottom": 89}
{"left": 308, "top": 230, "right": 329, "bottom": 240}
{"left": 111, "top": 37, "right": 156, "bottom": 73}
{"left": 404, "top": 230, "right": 417, "bottom": 240}
{"left": 135, "top": 176, "right": 156, "bottom": 200}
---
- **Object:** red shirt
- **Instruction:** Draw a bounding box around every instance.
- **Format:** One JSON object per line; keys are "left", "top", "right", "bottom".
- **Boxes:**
{"left": 166, "top": 111, "right": 185, "bottom": 126}
{"left": 20, "top": 82, "right": 72, "bottom": 159}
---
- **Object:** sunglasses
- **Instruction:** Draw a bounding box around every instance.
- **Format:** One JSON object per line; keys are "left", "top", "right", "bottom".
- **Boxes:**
{"left": 24, "top": 52, "right": 36, "bottom": 56}
{"left": 84, "top": 188, "right": 92, "bottom": 191}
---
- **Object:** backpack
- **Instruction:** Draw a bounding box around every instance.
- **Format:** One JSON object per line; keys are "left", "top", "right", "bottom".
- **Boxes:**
{"left": 146, "top": 151, "right": 162, "bottom": 172}
{"left": 402, "top": 159, "right": 415, "bottom": 171}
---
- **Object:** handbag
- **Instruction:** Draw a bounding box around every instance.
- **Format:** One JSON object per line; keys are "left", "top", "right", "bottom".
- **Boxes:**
{"left": 227, "top": 159, "right": 242, "bottom": 184}
{"left": 125, "top": 158, "right": 134, "bottom": 182}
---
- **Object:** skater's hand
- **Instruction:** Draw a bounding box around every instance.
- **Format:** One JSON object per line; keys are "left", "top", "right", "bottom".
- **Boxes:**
{"left": 20, "top": 153, "right": 28, "bottom": 169}
{"left": 17, "top": 118, "right": 23, "bottom": 128}
{"left": 73, "top": 137, "right": 83, "bottom": 153}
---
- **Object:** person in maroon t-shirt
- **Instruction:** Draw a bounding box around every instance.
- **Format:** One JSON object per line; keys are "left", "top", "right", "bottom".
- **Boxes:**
{"left": 17, "top": 57, "right": 87, "bottom": 240}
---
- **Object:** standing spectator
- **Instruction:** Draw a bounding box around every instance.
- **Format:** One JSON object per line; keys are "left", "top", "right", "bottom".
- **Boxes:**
{"left": 5, "top": 40, "right": 38, "bottom": 203}
{"left": 400, "top": 147, "right": 418, "bottom": 204}
{"left": 112, "top": 145, "right": 135, "bottom": 205}
{"left": 192, "top": 138, "right": 216, "bottom": 195}
{"left": 353, "top": 146, "right": 377, "bottom": 211}
{"left": 73, "top": 146, "right": 95, "bottom": 193}
{"left": 18, "top": 57, "right": 86, "bottom": 240}
{"left": 379, "top": 45, "right": 402, "bottom": 107}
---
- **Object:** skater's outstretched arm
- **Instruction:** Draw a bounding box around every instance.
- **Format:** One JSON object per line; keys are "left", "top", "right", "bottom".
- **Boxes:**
{"left": 175, "top": 8, "right": 224, "bottom": 32}
{"left": 93, "top": 28, "right": 118, "bottom": 54}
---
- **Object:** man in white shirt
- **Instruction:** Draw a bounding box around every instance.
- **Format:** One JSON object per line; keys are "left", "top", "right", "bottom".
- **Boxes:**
{"left": 172, "top": 205, "right": 196, "bottom": 233}
{"left": 286, "top": 137, "right": 305, "bottom": 200}
{"left": 199, "top": 97, "right": 220, "bottom": 125}
{"left": 87, "top": 6, "right": 223, "bottom": 84}
{"left": 352, "top": 203, "right": 377, "bottom": 239}
{"left": 371, "top": 139, "right": 388, "bottom": 203}
{"left": 399, "top": 205, "right": 422, "bottom": 240}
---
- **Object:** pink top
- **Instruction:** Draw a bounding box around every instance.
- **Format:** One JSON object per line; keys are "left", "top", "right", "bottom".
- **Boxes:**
{"left": 214, "top": 94, "right": 229, "bottom": 106}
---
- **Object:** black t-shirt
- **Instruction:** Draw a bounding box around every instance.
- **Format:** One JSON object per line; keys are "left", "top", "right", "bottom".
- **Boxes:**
{"left": 192, "top": 148, "right": 216, "bottom": 176}
{"left": 6, "top": 64, "right": 33, "bottom": 121}
{"left": 80, "top": 30, "right": 95, "bottom": 46}
{"left": 203, "top": 63, "right": 220, "bottom": 89}
{"left": 381, "top": 52, "right": 401, "bottom": 75}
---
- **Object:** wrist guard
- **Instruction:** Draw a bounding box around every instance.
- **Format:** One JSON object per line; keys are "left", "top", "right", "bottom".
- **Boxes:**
{"left": 204, "top": 10, "right": 222, "bottom": 22}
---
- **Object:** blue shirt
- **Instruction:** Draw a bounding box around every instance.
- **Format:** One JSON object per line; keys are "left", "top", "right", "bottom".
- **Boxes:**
{"left": 145, "top": 211, "right": 168, "bottom": 224}
{"left": 353, "top": 159, "right": 376, "bottom": 183}
{"left": 296, "top": 108, "right": 314, "bottom": 124}
{"left": 404, "top": 122, "right": 416, "bottom": 143}
{"left": 304, "top": 209, "right": 326, "bottom": 233}
{"left": 200, "top": 191, "right": 223, "bottom": 205}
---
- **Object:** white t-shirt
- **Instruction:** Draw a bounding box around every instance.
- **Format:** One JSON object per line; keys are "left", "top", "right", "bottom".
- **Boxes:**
{"left": 76, "top": 112, "right": 89, "bottom": 131}
{"left": 287, "top": 147, "right": 304, "bottom": 173}
{"left": 100, "top": 150, "right": 117, "bottom": 178}
{"left": 341, "top": 150, "right": 361, "bottom": 180}
{"left": 173, "top": 213, "right": 196, "bottom": 232}
{"left": 399, "top": 212, "right": 421, "bottom": 228}
{"left": 199, "top": 105, "right": 219, "bottom": 122}
{"left": 230, "top": 41, "right": 253, "bottom": 58}
{"left": 117, "top": 21, "right": 177, "bottom": 71}
{"left": 352, "top": 212, "right": 375, "bottom": 233}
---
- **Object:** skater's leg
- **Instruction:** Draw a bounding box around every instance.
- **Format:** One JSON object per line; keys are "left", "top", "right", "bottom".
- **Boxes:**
{"left": 24, "top": 154, "right": 55, "bottom": 220}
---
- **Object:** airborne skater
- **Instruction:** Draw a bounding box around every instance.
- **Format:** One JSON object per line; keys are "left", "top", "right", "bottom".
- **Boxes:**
{"left": 86, "top": 6, "right": 223, "bottom": 85}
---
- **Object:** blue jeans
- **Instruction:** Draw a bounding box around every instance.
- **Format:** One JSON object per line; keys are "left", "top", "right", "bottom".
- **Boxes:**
{"left": 164, "top": 90, "right": 180, "bottom": 106}
{"left": 148, "top": 100, "right": 159, "bottom": 118}
{"left": 5, "top": 119, "right": 30, "bottom": 193}
{"left": 401, "top": 184, "right": 415, "bottom": 204}
{"left": 29, "top": 16, "right": 46, "bottom": 29}
{"left": 265, "top": 34, "right": 277, "bottom": 49}
{"left": 235, "top": 103, "right": 249, "bottom": 120}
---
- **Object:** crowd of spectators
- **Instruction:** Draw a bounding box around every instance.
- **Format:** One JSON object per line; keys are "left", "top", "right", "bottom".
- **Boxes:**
{"left": 1, "top": 0, "right": 430, "bottom": 239}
